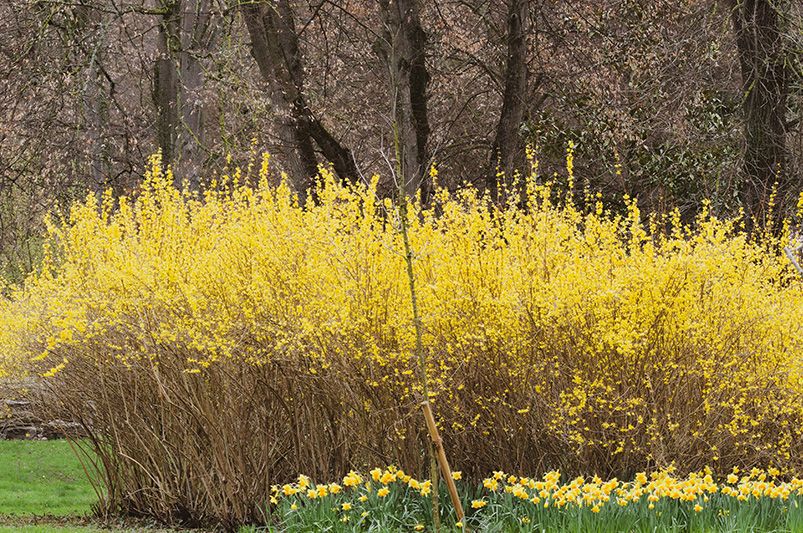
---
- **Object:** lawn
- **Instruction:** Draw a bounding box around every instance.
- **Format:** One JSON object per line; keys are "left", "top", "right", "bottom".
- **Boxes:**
{"left": 0, "top": 439, "right": 101, "bottom": 532}
{"left": 0, "top": 439, "right": 196, "bottom": 532}
{"left": 0, "top": 440, "right": 96, "bottom": 517}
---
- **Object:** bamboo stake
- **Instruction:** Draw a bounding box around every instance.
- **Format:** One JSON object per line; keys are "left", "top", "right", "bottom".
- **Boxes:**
{"left": 428, "top": 440, "right": 441, "bottom": 532}
{"left": 390, "top": 118, "right": 465, "bottom": 529}
{"left": 422, "top": 400, "right": 466, "bottom": 527}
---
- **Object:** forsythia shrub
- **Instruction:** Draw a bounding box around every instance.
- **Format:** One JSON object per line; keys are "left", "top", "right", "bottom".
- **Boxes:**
{"left": 0, "top": 152, "right": 801, "bottom": 526}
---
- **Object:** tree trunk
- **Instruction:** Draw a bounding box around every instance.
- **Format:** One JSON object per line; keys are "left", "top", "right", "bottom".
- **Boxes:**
{"left": 242, "top": 0, "right": 357, "bottom": 200}
{"left": 488, "top": 0, "right": 529, "bottom": 203}
{"left": 153, "top": 0, "right": 214, "bottom": 190}
{"left": 154, "top": 1, "right": 181, "bottom": 171}
{"left": 75, "top": 3, "right": 111, "bottom": 194}
{"left": 729, "top": 0, "right": 789, "bottom": 219}
{"left": 176, "top": 0, "right": 215, "bottom": 190}
{"left": 380, "top": 0, "right": 431, "bottom": 200}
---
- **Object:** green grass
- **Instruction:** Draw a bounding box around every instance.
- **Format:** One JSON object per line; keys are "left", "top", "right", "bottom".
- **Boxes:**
{"left": 0, "top": 440, "right": 96, "bottom": 517}
{"left": 0, "top": 440, "right": 201, "bottom": 531}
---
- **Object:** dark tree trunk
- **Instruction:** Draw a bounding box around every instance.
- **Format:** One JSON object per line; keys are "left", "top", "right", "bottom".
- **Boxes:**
{"left": 242, "top": 0, "right": 357, "bottom": 200}
{"left": 154, "top": 1, "right": 181, "bottom": 170}
{"left": 176, "top": 0, "right": 215, "bottom": 190}
{"left": 308, "top": 118, "right": 359, "bottom": 184}
{"left": 242, "top": 1, "right": 318, "bottom": 193}
{"left": 729, "top": 0, "right": 789, "bottom": 220}
{"left": 75, "top": 3, "right": 111, "bottom": 194}
{"left": 153, "top": 0, "right": 213, "bottom": 190}
{"left": 153, "top": 0, "right": 211, "bottom": 190}
{"left": 380, "top": 0, "right": 431, "bottom": 201}
{"left": 488, "top": 0, "right": 529, "bottom": 203}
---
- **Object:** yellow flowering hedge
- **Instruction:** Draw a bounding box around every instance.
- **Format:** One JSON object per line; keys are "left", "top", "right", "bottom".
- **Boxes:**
{"left": 0, "top": 153, "right": 801, "bottom": 524}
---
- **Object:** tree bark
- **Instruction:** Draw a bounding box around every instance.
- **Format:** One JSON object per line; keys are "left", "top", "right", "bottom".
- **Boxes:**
{"left": 176, "top": 0, "right": 215, "bottom": 190}
{"left": 75, "top": 3, "right": 111, "bottom": 194}
{"left": 153, "top": 0, "right": 214, "bottom": 190}
{"left": 380, "top": 0, "right": 431, "bottom": 201}
{"left": 487, "top": 0, "right": 529, "bottom": 203}
{"left": 242, "top": 0, "right": 357, "bottom": 200}
{"left": 154, "top": 0, "right": 181, "bottom": 172}
{"left": 729, "top": 0, "right": 789, "bottom": 219}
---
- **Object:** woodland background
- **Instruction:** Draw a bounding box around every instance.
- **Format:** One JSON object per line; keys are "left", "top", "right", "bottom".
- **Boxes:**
{"left": 0, "top": 0, "right": 801, "bottom": 279}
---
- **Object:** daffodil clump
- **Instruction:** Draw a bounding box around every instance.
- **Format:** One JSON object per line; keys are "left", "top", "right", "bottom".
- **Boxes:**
{"left": 0, "top": 152, "right": 802, "bottom": 525}
{"left": 263, "top": 466, "right": 803, "bottom": 532}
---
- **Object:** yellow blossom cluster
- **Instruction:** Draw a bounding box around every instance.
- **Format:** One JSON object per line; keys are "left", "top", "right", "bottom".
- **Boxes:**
{"left": 272, "top": 466, "right": 433, "bottom": 505}
{"left": 480, "top": 467, "right": 803, "bottom": 513}
{"left": 272, "top": 466, "right": 803, "bottom": 520}
{"left": 0, "top": 151, "right": 802, "bottom": 481}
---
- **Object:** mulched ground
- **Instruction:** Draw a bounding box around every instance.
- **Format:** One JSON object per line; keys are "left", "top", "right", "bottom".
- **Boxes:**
{"left": 0, "top": 514, "right": 199, "bottom": 532}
